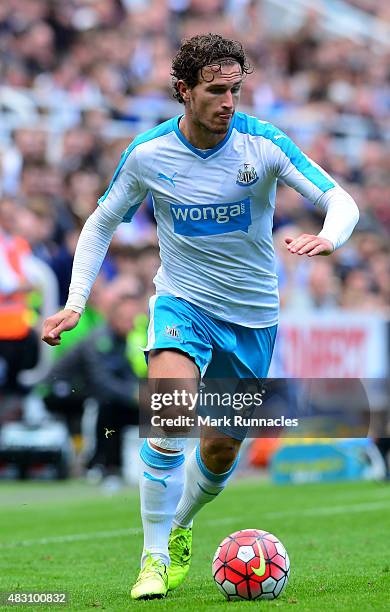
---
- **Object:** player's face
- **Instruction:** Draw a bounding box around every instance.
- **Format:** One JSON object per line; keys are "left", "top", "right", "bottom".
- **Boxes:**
{"left": 187, "top": 63, "right": 243, "bottom": 134}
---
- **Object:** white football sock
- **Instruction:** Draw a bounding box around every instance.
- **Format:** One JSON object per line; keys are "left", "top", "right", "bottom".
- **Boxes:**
{"left": 173, "top": 444, "right": 239, "bottom": 529}
{"left": 139, "top": 439, "right": 185, "bottom": 567}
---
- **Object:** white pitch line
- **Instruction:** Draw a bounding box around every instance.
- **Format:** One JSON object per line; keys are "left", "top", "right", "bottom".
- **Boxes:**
{"left": 265, "top": 499, "right": 390, "bottom": 519}
{"left": 0, "top": 520, "right": 231, "bottom": 550}
{"left": 0, "top": 528, "right": 141, "bottom": 549}
{"left": 1, "top": 501, "right": 389, "bottom": 550}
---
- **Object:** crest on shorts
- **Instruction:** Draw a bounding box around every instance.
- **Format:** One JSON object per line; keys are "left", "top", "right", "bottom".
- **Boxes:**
{"left": 164, "top": 324, "right": 180, "bottom": 340}
{"left": 236, "top": 163, "right": 259, "bottom": 187}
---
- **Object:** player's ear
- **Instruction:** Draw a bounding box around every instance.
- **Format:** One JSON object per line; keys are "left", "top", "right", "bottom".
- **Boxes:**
{"left": 177, "top": 80, "right": 190, "bottom": 103}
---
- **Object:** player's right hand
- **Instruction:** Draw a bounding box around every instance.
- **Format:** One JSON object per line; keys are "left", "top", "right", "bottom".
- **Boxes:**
{"left": 41, "top": 309, "right": 81, "bottom": 346}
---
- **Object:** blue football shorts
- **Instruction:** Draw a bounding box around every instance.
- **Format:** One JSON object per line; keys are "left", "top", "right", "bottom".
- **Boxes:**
{"left": 144, "top": 295, "right": 277, "bottom": 440}
{"left": 145, "top": 295, "right": 277, "bottom": 379}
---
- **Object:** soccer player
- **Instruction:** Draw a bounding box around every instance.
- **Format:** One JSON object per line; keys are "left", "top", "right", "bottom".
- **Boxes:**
{"left": 42, "top": 34, "right": 359, "bottom": 600}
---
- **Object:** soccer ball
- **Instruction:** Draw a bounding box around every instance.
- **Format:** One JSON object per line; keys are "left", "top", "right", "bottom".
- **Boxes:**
{"left": 212, "top": 529, "right": 290, "bottom": 601}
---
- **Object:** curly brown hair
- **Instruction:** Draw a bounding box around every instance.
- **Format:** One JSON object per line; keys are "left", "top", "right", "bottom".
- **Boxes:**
{"left": 171, "top": 33, "right": 252, "bottom": 104}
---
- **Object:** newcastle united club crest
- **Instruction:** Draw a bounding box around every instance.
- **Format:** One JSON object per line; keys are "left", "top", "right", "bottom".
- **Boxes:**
{"left": 236, "top": 162, "right": 259, "bottom": 187}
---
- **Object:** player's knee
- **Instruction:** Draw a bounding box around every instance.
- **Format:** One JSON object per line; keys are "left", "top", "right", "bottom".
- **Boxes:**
{"left": 201, "top": 437, "right": 241, "bottom": 474}
{"left": 149, "top": 438, "right": 186, "bottom": 453}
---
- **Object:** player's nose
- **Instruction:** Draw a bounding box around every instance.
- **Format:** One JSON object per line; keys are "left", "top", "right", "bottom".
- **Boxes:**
{"left": 221, "top": 91, "right": 234, "bottom": 111}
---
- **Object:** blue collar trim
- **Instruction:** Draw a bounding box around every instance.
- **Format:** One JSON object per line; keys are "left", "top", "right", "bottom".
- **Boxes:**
{"left": 173, "top": 114, "right": 236, "bottom": 159}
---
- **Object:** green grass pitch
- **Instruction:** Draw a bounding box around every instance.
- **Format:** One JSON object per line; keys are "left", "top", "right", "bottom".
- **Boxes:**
{"left": 1, "top": 478, "right": 390, "bottom": 610}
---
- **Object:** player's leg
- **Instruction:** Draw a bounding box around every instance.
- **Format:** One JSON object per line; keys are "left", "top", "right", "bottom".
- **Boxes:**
{"left": 139, "top": 349, "right": 198, "bottom": 567}
{"left": 177, "top": 323, "right": 278, "bottom": 525}
{"left": 169, "top": 323, "right": 278, "bottom": 590}
{"left": 174, "top": 431, "right": 241, "bottom": 529}
{"left": 132, "top": 295, "right": 214, "bottom": 598}
{"left": 131, "top": 348, "right": 199, "bottom": 600}
{"left": 172, "top": 323, "right": 278, "bottom": 532}
{"left": 167, "top": 431, "right": 241, "bottom": 590}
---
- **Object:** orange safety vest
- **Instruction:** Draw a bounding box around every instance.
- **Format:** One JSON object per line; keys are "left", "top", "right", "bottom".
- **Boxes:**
{"left": 0, "top": 233, "right": 31, "bottom": 340}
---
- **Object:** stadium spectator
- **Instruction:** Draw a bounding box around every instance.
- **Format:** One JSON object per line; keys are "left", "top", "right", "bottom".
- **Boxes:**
{"left": 0, "top": 197, "right": 39, "bottom": 398}
{"left": 42, "top": 276, "right": 147, "bottom": 478}
{"left": 283, "top": 260, "right": 340, "bottom": 311}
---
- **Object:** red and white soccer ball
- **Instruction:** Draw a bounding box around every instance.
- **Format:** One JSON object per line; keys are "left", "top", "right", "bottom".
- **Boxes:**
{"left": 212, "top": 529, "right": 290, "bottom": 601}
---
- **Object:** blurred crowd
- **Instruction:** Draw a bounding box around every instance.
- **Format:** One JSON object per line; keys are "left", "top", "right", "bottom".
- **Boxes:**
{"left": 0, "top": 0, "right": 389, "bottom": 319}
{"left": 0, "top": 1, "right": 389, "bottom": 477}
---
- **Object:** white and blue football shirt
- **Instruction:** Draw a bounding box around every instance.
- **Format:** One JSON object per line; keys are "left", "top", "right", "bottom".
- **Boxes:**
{"left": 66, "top": 112, "right": 359, "bottom": 327}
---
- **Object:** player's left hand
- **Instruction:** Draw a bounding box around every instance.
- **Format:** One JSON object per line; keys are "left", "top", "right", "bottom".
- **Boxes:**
{"left": 284, "top": 234, "right": 334, "bottom": 257}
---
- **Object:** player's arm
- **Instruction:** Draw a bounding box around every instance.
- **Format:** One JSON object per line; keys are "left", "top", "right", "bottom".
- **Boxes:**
{"left": 42, "top": 146, "right": 147, "bottom": 346}
{"left": 270, "top": 130, "right": 359, "bottom": 257}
